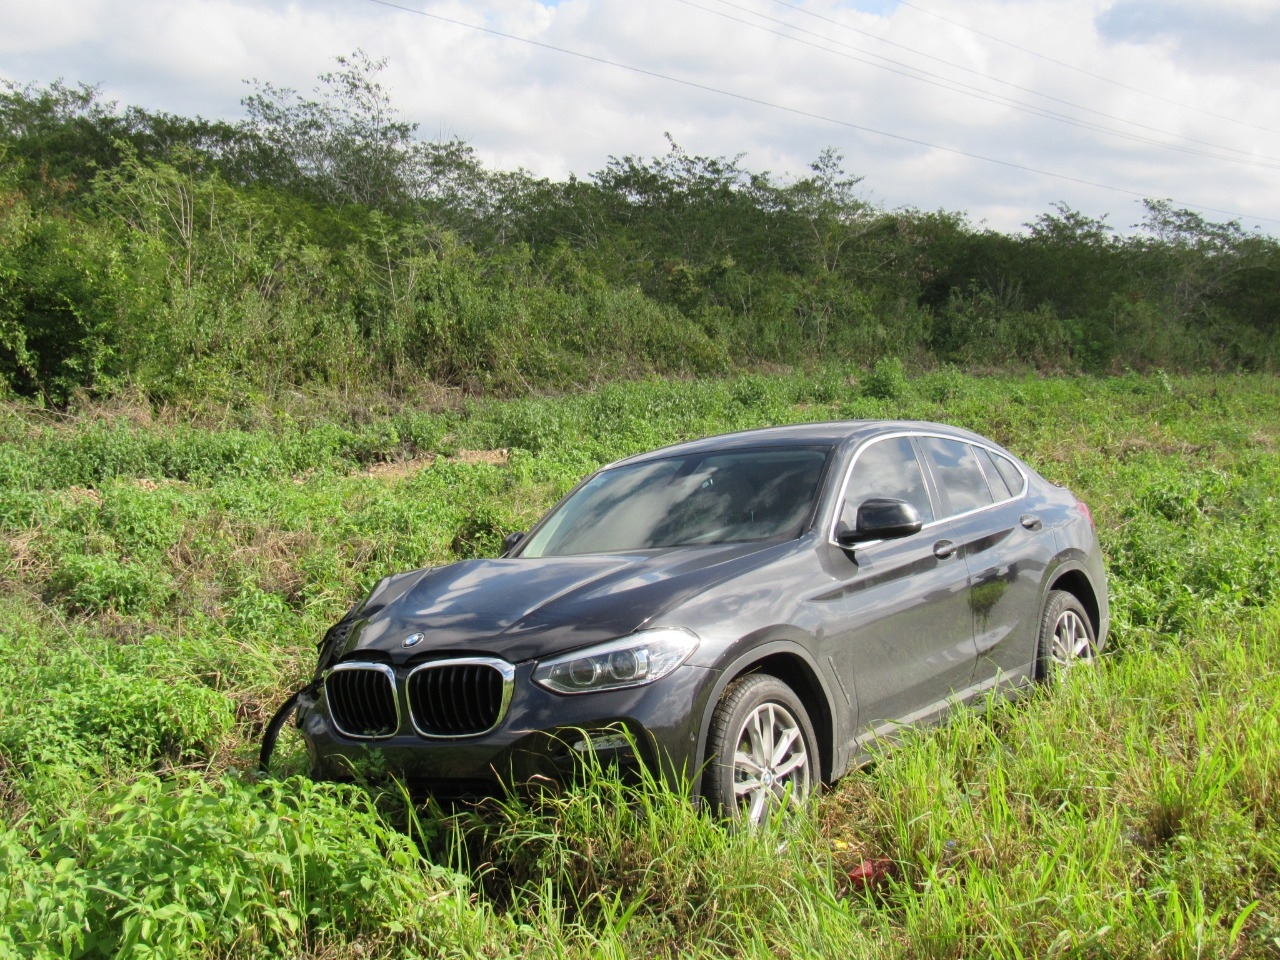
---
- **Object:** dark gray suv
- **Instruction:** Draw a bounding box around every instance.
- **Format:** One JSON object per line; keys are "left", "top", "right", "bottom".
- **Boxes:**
{"left": 291, "top": 421, "right": 1108, "bottom": 822}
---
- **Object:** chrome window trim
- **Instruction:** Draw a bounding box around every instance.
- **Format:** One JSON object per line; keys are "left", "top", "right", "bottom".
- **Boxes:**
{"left": 324, "top": 661, "right": 400, "bottom": 740}
{"left": 406, "top": 656, "right": 517, "bottom": 739}
{"left": 828, "top": 431, "right": 1028, "bottom": 548}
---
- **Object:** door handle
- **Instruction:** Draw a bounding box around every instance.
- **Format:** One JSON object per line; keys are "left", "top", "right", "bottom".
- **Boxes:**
{"left": 1020, "top": 514, "right": 1042, "bottom": 531}
{"left": 933, "top": 540, "right": 958, "bottom": 560}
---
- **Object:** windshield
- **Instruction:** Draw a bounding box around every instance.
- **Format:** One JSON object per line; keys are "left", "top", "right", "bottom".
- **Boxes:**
{"left": 519, "top": 447, "right": 831, "bottom": 557}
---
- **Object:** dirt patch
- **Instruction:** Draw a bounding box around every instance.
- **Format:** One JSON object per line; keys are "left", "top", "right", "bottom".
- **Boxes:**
{"left": 451, "top": 448, "right": 510, "bottom": 466}
{"left": 1113, "top": 436, "right": 1207, "bottom": 459}
{"left": 358, "top": 448, "right": 510, "bottom": 482}
{"left": 363, "top": 456, "right": 437, "bottom": 481}
{"left": 59, "top": 485, "right": 104, "bottom": 505}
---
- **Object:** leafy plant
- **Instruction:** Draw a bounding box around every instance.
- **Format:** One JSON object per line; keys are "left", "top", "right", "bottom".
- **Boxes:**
{"left": 860, "top": 356, "right": 909, "bottom": 400}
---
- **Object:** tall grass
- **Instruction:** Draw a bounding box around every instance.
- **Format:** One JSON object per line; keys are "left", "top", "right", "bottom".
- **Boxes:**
{"left": 825, "top": 609, "right": 1279, "bottom": 958}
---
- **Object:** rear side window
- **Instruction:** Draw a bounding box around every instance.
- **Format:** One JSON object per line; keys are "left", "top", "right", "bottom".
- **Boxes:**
{"left": 920, "top": 437, "right": 994, "bottom": 517}
{"left": 988, "top": 449, "right": 1026, "bottom": 497}
{"left": 840, "top": 436, "right": 935, "bottom": 529}
{"left": 975, "top": 447, "right": 1012, "bottom": 499}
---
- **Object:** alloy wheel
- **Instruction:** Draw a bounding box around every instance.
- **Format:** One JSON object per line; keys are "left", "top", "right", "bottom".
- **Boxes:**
{"left": 732, "top": 700, "right": 812, "bottom": 824}
{"left": 1050, "top": 607, "right": 1093, "bottom": 670}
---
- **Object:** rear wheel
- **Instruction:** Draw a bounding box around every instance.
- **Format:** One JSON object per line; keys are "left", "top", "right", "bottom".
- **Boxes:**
{"left": 704, "top": 674, "right": 817, "bottom": 824}
{"left": 1037, "top": 590, "right": 1096, "bottom": 680}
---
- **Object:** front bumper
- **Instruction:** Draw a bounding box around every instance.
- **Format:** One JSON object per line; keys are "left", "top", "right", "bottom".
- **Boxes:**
{"left": 297, "top": 659, "right": 717, "bottom": 796}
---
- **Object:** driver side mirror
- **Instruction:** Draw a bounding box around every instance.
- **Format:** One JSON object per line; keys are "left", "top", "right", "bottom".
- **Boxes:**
{"left": 836, "top": 498, "right": 923, "bottom": 546}
{"left": 501, "top": 531, "right": 526, "bottom": 556}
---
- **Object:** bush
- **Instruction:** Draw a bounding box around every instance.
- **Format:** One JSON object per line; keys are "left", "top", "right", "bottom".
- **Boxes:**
{"left": 46, "top": 552, "right": 172, "bottom": 614}
{"left": 860, "top": 356, "right": 909, "bottom": 400}
{"left": 3, "top": 671, "right": 232, "bottom": 771}
{"left": 1, "top": 775, "right": 473, "bottom": 959}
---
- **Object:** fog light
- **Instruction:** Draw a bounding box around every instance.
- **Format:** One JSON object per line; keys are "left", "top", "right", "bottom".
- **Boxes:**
{"left": 571, "top": 732, "right": 633, "bottom": 753}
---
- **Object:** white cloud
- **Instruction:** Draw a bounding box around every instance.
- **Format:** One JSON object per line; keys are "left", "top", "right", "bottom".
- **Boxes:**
{"left": 1097, "top": 0, "right": 1280, "bottom": 71}
{"left": 1, "top": 0, "right": 1277, "bottom": 232}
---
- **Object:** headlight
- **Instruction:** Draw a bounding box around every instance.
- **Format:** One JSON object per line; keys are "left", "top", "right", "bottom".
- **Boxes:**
{"left": 532, "top": 628, "right": 699, "bottom": 694}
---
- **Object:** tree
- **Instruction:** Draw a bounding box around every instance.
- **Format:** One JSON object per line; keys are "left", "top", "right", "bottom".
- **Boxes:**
{"left": 241, "top": 50, "right": 434, "bottom": 212}
{"left": 0, "top": 80, "right": 246, "bottom": 204}
{"left": 0, "top": 80, "right": 129, "bottom": 197}
{"left": 768, "top": 147, "right": 869, "bottom": 276}
{"left": 1134, "top": 200, "right": 1280, "bottom": 352}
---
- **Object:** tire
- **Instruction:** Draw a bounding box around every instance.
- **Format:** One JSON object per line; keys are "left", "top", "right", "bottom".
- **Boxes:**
{"left": 1036, "top": 590, "right": 1096, "bottom": 681}
{"left": 703, "top": 674, "right": 817, "bottom": 824}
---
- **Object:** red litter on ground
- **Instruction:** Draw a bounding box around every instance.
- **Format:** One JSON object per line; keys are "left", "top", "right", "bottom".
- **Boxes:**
{"left": 846, "top": 858, "right": 894, "bottom": 890}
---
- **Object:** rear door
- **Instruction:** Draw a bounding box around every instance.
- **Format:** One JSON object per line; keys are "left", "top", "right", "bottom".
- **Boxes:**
{"left": 917, "top": 437, "right": 1048, "bottom": 691}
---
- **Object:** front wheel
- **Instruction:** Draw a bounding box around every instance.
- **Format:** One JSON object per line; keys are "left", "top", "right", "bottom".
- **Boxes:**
{"left": 703, "top": 674, "right": 817, "bottom": 825}
{"left": 1036, "top": 590, "right": 1096, "bottom": 680}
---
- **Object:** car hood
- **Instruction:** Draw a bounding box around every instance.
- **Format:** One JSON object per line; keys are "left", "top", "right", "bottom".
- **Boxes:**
{"left": 343, "top": 541, "right": 790, "bottom": 663}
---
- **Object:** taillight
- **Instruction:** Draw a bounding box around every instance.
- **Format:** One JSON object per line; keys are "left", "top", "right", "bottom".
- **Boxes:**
{"left": 1076, "top": 500, "right": 1095, "bottom": 528}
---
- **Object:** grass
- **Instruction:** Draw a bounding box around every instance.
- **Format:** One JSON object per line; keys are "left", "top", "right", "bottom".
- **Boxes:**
{"left": 829, "top": 610, "right": 1279, "bottom": 958}
{"left": 1, "top": 369, "right": 1279, "bottom": 957}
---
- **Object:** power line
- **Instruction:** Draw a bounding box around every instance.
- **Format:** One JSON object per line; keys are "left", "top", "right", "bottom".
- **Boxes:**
{"left": 686, "top": 0, "right": 1280, "bottom": 170}
{"left": 895, "top": 0, "right": 1280, "bottom": 137}
{"left": 360, "top": 0, "right": 1280, "bottom": 226}
{"left": 752, "top": 0, "right": 1278, "bottom": 163}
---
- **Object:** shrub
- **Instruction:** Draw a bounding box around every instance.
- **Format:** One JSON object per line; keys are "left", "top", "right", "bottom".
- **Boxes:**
{"left": 1, "top": 775, "right": 474, "bottom": 959}
{"left": 46, "top": 552, "right": 172, "bottom": 614}
{"left": 860, "top": 356, "right": 909, "bottom": 400}
{"left": 3, "top": 671, "right": 232, "bottom": 772}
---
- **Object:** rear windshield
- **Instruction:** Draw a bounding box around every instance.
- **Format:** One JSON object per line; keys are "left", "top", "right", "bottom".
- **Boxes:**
{"left": 519, "top": 447, "right": 832, "bottom": 557}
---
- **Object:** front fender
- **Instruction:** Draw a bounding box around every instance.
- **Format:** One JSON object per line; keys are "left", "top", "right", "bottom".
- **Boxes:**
{"left": 692, "top": 635, "right": 848, "bottom": 790}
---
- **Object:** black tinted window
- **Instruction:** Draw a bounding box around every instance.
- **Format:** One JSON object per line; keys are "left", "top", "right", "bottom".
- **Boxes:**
{"left": 920, "top": 437, "right": 993, "bottom": 517}
{"left": 521, "top": 447, "right": 830, "bottom": 556}
{"left": 975, "top": 446, "right": 1012, "bottom": 499}
{"left": 841, "top": 436, "right": 934, "bottom": 528}
{"left": 989, "top": 450, "right": 1025, "bottom": 497}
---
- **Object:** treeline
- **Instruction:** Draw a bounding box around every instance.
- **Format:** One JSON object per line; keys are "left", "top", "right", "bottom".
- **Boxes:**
{"left": 2, "top": 52, "right": 1278, "bottom": 403}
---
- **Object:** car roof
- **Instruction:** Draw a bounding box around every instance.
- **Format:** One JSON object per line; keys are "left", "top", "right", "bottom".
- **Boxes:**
{"left": 608, "top": 420, "right": 995, "bottom": 468}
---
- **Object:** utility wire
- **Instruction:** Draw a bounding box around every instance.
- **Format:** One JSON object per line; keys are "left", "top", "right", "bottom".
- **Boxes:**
{"left": 755, "top": 0, "right": 1277, "bottom": 162}
{"left": 895, "top": 0, "right": 1280, "bottom": 136}
{"left": 360, "top": 0, "right": 1280, "bottom": 226}
{"left": 683, "top": 0, "right": 1280, "bottom": 170}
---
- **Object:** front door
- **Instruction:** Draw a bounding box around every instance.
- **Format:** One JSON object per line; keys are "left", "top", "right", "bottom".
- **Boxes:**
{"left": 813, "top": 435, "right": 978, "bottom": 742}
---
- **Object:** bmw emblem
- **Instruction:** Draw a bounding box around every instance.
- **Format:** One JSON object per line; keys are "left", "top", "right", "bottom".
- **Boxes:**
{"left": 401, "top": 632, "right": 424, "bottom": 648}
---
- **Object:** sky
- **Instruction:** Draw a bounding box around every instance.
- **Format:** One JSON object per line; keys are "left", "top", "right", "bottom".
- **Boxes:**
{"left": 2, "top": 0, "right": 1278, "bottom": 235}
